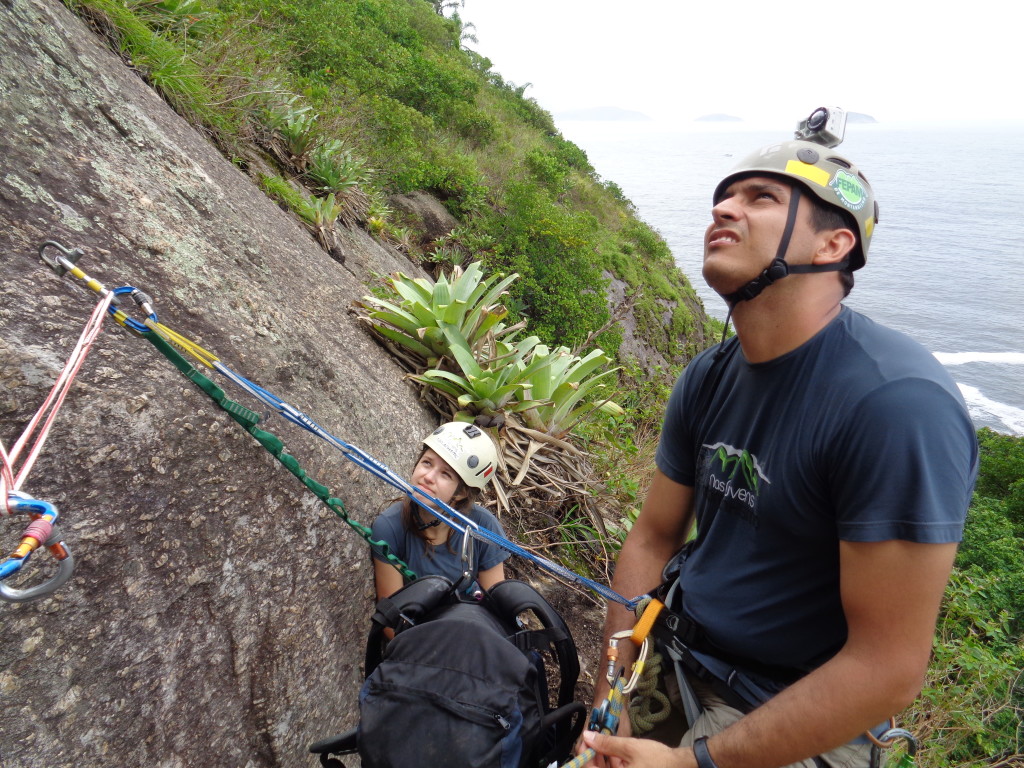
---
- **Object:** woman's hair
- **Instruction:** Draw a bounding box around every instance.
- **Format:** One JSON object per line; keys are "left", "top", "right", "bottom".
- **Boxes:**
{"left": 399, "top": 447, "right": 482, "bottom": 555}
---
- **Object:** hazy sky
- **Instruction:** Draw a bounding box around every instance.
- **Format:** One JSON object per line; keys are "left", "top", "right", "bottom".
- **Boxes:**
{"left": 457, "top": 0, "right": 1023, "bottom": 125}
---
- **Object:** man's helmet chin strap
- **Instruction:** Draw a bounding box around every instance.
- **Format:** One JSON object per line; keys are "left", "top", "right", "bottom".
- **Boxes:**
{"left": 714, "top": 185, "right": 848, "bottom": 355}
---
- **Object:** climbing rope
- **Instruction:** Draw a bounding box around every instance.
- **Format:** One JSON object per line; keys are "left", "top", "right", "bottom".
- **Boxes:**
{"left": 627, "top": 648, "right": 671, "bottom": 735}
{"left": 37, "top": 241, "right": 643, "bottom": 609}
{"left": 0, "top": 264, "right": 110, "bottom": 602}
{"left": 624, "top": 595, "right": 672, "bottom": 735}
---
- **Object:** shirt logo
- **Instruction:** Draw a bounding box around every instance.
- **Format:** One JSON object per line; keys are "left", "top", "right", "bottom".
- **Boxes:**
{"left": 698, "top": 442, "right": 770, "bottom": 527}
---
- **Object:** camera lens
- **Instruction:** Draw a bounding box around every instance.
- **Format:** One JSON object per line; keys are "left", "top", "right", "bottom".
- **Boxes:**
{"left": 807, "top": 108, "right": 828, "bottom": 131}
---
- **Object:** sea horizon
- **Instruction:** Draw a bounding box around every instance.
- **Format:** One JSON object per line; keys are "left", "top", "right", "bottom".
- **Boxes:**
{"left": 556, "top": 119, "right": 1024, "bottom": 436}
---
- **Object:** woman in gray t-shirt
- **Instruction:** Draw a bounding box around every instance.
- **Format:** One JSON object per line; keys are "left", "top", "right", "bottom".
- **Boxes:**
{"left": 370, "top": 422, "right": 508, "bottom": 599}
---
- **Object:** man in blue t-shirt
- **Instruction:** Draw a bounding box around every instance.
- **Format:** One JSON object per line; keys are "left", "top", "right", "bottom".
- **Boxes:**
{"left": 584, "top": 129, "right": 978, "bottom": 768}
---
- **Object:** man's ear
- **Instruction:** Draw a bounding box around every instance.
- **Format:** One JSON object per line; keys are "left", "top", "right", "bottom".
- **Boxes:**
{"left": 813, "top": 228, "right": 856, "bottom": 265}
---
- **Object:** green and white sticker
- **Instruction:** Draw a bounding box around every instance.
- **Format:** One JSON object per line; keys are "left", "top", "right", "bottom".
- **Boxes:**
{"left": 830, "top": 169, "right": 868, "bottom": 211}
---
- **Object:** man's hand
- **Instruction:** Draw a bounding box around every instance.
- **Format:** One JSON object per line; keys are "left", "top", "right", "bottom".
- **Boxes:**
{"left": 581, "top": 730, "right": 695, "bottom": 768}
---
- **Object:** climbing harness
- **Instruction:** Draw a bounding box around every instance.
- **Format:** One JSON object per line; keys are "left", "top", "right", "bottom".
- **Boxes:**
{"left": 558, "top": 618, "right": 654, "bottom": 768}
{"left": 632, "top": 589, "right": 920, "bottom": 762}
{"left": 35, "top": 240, "right": 643, "bottom": 609}
{"left": 1, "top": 256, "right": 112, "bottom": 602}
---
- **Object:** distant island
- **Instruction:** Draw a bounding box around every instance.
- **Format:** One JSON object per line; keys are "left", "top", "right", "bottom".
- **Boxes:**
{"left": 694, "top": 112, "right": 878, "bottom": 124}
{"left": 556, "top": 106, "right": 653, "bottom": 121}
{"left": 695, "top": 114, "right": 742, "bottom": 122}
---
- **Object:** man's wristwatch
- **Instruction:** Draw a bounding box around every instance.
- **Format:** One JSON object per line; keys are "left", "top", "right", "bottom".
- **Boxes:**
{"left": 692, "top": 736, "right": 721, "bottom": 768}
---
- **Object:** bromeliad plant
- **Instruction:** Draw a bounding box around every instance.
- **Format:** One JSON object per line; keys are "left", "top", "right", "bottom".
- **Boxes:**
{"left": 354, "top": 262, "right": 524, "bottom": 370}
{"left": 355, "top": 262, "right": 623, "bottom": 524}
{"left": 355, "top": 263, "right": 621, "bottom": 433}
{"left": 411, "top": 328, "right": 548, "bottom": 416}
{"left": 516, "top": 345, "right": 623, "bottom": 437}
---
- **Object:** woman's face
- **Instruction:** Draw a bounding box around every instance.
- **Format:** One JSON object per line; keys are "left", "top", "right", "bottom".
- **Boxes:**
{"left": 411, "top": 448, "right": 462, "bottom": 507}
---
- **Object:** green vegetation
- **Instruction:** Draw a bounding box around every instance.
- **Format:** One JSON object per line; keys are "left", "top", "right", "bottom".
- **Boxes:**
{"left": 903, "top": 428, "right": 1024, "bottom": 766}
{"left": 66, "top": 0, "right": 715, "bottom": 364}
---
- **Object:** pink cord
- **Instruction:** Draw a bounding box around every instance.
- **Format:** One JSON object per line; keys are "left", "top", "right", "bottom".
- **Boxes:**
{"left": 21, "top": 517, "right": 53, "bottom": 545}
{"left": 2, "top": 292, "right": 115, "bottom": 513}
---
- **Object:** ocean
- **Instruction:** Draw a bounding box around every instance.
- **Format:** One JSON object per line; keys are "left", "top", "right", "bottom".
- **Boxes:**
{"left": 555, "top": 119, "right": 1024, "bottom": 437}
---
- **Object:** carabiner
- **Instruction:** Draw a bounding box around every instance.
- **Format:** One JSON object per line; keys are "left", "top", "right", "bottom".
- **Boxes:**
{"left": 453, "top": 525, "right": 484, "bottom": 600}
{"left": 111, "top": 285, "right": 158, "bottom": 334}
{"left": 606, "top": 629, "right": 651, "bottom": 695}
{"left": 39, "top": 241, "right": 158, "bottom": 334}
{"left": 868, "top": 726, "right": 918, "bottom": 768}
{"left": 1, "top": 492, "right": 75, "bottom": 604}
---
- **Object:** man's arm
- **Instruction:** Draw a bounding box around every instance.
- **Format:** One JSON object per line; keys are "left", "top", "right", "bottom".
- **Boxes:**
{"left": 592, "top": 470, "right": 695, "bottom": 717}
{"left": 585, "top": 537, "right": 958, "bottom": 767}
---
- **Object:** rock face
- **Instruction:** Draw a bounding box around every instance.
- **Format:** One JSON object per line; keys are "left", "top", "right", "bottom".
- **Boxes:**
{"left": 387, "top": 191, "right": 460, "bottom": 245}
{"left": 0, "top": 1, "right": 438, "bottom": 765}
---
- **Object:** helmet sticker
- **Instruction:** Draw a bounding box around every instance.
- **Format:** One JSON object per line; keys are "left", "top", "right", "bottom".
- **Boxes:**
{"left": 784, "top": 159, "right": 829, "bottom": 188}
{"left": 431, "top": 432, "right": 464, "bottom": 461}
{"left": 830, "top": 169, "right": 868, "bottom": 211}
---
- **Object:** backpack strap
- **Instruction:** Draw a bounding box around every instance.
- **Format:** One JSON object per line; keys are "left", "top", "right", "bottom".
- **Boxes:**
{"left": 487, "top": 579, "right": 581, "bottom": 709}
{"left": 365, "top": 575, "right": 456, "bottom": 675}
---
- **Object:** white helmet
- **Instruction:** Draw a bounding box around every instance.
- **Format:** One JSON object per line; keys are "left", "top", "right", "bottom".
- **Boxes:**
{"left": 422, "top": 422, "right": 497, "bottom": 489}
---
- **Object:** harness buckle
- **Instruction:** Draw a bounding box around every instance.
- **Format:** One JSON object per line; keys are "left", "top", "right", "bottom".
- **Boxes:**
{"left": 1, "top": 492, "right": 75, "bottom": 604}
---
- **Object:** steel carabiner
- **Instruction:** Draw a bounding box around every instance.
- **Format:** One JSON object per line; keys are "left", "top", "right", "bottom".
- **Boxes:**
{"left": 1, "top": 491, "right": 75, "bottom": 603}
{"left": 869, "top": 726, "right": 918, "bottom": 768}
{"left": 606, "top": 629, "right": 651, "bottom": 695}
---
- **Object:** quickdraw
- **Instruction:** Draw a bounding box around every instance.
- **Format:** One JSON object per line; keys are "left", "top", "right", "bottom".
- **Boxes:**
{"left": 37, "top": 240, "right": 644, "bottom": 608}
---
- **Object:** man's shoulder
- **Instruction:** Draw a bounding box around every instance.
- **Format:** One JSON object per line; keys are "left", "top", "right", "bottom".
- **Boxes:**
{"left": 835, "top": 308, "right": 953, "bottom": 383}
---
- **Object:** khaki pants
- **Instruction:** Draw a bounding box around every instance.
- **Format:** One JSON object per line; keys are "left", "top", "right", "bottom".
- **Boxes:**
{"left": 650, "top": 672, "right": 873, "bottom": 768}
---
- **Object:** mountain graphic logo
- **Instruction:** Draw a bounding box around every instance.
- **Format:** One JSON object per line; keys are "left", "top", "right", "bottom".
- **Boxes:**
{"left": 704, "top": 442, "right": 770, "bottom": 495}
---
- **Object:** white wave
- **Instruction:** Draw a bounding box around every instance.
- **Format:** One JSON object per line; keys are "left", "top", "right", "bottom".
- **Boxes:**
{"left": 957, "top": 383, "right": 1024, "bottom": 436}
{"left": 934, "top": 351, "right": 1024, "bottom": 366}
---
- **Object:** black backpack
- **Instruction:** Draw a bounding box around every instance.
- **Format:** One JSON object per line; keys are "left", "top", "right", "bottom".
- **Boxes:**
{"left": 310, "top": 576, "right": 586, "bottom": 768}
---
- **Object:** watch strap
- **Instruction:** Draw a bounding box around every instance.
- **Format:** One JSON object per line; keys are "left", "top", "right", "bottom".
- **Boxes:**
{"left": 692, "top": 736, "right": 720, "bottom": 768}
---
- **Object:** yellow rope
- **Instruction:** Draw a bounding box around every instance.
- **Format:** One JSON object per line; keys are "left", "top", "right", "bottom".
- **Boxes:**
{"left": 628, "top": 647, "right": 672, "bottom": 734}
{"left": 627, "top": 596, "right": 672, "bottom": 735}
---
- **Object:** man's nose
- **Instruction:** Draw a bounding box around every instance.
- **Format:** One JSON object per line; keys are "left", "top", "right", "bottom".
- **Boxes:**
{"left": 711, "top": 197, "right": 739, "bottom": 222}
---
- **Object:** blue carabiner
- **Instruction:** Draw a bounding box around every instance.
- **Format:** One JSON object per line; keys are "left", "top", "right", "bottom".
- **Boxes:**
{"left": 1, "top": 492, "right": 75, "bottom": 604}
{"left": 110, "top": 285, "right": 158, "bottom": 333}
